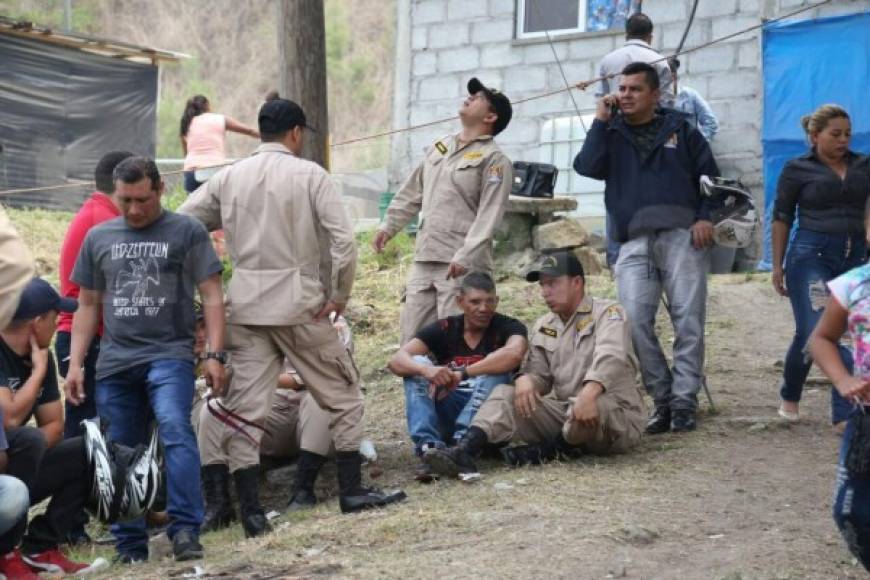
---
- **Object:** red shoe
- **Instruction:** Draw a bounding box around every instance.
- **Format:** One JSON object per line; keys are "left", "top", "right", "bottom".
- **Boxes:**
{"left": 0, "top": 550, "right": 40, "bottom": 580}
{"left": 23, "top": 547, "right": 106, "bottom": 575}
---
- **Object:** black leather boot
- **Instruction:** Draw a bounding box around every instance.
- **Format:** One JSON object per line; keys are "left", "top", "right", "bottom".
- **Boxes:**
{"left": 424, "top": 426, "right": 488, "bottom": 478}
{"left": 200, "top": 464, "right": 236, "bottom": 533}
{"left": 232, "top": 466, "right": 271, "bottom": 538}
{"left": 287, "top": 451, "right": 326, "bottom": 511}
{"left": 645, "top": 405, "right": 671, "bottom": 435}
{"left": 501, "top": 433, "right": 572, "bottom": 466}
{"left": 336, "top": 451, "right": 407, "bottom": 514}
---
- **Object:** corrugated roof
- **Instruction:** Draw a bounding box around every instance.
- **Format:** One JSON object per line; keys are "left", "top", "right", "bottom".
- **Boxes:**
{"left": 0, "top": 16, "right": 188, "bottom": 64}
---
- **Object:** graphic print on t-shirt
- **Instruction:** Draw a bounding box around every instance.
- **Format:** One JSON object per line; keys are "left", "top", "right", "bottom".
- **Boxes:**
{"left": 111, "top": 242, "right": 167, "bottom": 318}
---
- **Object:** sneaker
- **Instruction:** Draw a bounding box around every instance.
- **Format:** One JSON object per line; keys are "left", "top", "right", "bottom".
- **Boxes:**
{"left": 777, "top": 404, "right": 800, "bottom": 422}
{"left": 413, "top": 461, "right": 437, "bottom": 483}
{"left": 0, "top": 550, "right": 40, "bottom": 580}
{"left": 670, "top": 409, "right": 697, "bottom": 433}
{"left": 23, "top": 548, "right": 106, "bottom": 575}
{"left": 112, "top": 552, "right": 146, "bottom": 565}
{"left": 172, "top": 529, "right": 204, "bottom": 562}
{"left": 645, "top": 406, "right": 671, "bottom": 435}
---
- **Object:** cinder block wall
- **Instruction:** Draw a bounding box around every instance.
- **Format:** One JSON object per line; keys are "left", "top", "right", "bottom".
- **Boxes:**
{"left": 390, "top": 0, "right": 870, "bottom": 264}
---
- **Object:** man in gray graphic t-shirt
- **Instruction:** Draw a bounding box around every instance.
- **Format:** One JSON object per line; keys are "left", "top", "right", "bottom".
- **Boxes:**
{"left": 66, "top": 157, "right": 225, "bottom": 564}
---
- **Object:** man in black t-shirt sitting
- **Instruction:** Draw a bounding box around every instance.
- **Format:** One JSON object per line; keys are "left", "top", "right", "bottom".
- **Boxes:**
{"left": 388, "top": 272, "right": 528, "bottom": 481}
{"left": 0, "top": 278, "right": 105, "bottom": 578}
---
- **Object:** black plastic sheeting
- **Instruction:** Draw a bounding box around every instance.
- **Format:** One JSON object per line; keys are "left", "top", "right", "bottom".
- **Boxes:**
{"left": 0, "top": 33, "right": 157, "bottom": 210}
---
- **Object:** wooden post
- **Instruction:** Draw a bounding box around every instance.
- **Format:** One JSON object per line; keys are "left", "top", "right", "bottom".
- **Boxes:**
{"left": 278, "top": 0, "right": 330, "bottom": 169}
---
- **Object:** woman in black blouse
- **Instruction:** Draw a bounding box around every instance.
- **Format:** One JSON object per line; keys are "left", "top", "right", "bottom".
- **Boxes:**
{"left": 772, "top": 104, "right": 869, "bottom": 428}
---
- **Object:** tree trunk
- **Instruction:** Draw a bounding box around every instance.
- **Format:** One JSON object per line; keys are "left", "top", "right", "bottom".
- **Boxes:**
{"left": 277, "top": 0, "right": 329, "bottom": 169}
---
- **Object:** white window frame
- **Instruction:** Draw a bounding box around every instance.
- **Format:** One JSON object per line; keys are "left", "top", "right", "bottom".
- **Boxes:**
{"left": 538, "top": 113, "right": 606, "bottom": 220}
{"left": 516, "top": 0, "right": 586, "bottom": 40}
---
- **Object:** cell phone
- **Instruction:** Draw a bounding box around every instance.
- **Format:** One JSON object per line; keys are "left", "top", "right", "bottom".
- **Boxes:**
{"left": 610, "top": 100, "right": 620, "bottom": 118}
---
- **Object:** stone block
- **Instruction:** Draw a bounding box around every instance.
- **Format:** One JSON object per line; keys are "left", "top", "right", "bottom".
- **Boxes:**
{"left": 412, "top": 26, "right": 428, "bottom": 50}
{"left": 504, "top": 66, "right": 548, "bottom": 94}
{"left": 428, "top": 23, "right": 469, "bottom": 49}
{"left": 524, "top": 42, "right": 567, "bottom": 65}
{"left": 573, "top": 246, "right": 605, "bottom": 276}
{"left": 439, "top": 46, "right": 480, "bottom": 73}
{"left": 708, "top": 71, "right": 759, "bottom": 98}
{"left": 417, "top": 75, "right": 461, "bottom": 100}
{"left": 413, "top": 0, "right": 446, "bottom": 25}
{"left": 480, "top": 43, "right": 523, "bottom": 68}
{"left": 712, "top": 16, "right": 760, "bottom": 41}
{"left": 686, "top": 44, "right": 735, "bottom": 74}
{"left": 412, "top": 52, "right": 437, "bottom": 77}
{"left": 737, "top": 41, "right": 758, "bottom": 68}
{"left": 447, "top": 0, "right": 488, "bottom": 21}
{"left": 472, "top": 19, "right": 515, "bottom": 44}
{"left": 533, "top": 218, "right": 590, "bottom": 251}
{"left": 497, "top": 247, "right": 538, "bottom": 277}
{"left": 696, "top": 0, "right": 738, "bottom": 17}
{"left": 567, "top": 36, "right": 616, "bottom": 60}
{"left": 489, "top": 0, "right": 514, "bottom": 16}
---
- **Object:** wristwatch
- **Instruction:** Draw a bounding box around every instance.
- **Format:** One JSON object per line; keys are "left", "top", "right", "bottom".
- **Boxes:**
{"left": 204, "top": 351, "right": 228, "bottom": 364}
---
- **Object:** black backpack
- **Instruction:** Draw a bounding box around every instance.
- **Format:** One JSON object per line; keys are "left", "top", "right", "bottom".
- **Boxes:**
{"left": 511, "top": 162, "right": 558, "bottom": 199}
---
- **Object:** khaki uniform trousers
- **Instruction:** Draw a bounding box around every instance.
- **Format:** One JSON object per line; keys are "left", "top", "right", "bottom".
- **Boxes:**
{"left": 197, "top": 320, "right": 363, "bottom": 472}
{"left": 400, "top": 262, "right": 464, "bottom": 345}
{"left": 472, "top": 385, "right": 644, "bottom": 455}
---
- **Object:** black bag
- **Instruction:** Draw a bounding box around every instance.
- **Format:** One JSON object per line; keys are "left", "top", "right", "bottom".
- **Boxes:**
{"left": 845, "top": 413, "right": 870, "bottom": 477}
{"left": 511, "top": 162, "right": 558, "bottom": 199}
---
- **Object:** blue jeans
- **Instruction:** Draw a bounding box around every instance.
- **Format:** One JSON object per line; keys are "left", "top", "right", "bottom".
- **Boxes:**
{"left": 183, "top": 171, "right": 203, "bottom": 194}
{"left": 0, "top": 475, "right": 28, "bottom": 537}
{"left": 403, "top": 356, "right": 509, "bottom": 455}
{"left": 780, "top": 229, "right": 865, "bottom": 423}
{"left": 55, "top": 331, "right": 100, "bottom": 439}
{"left": 96, "top": 359, "right": 202, "bottom": 559}
{"left": 833, "top": 411, "right": 870, "bottom": 572}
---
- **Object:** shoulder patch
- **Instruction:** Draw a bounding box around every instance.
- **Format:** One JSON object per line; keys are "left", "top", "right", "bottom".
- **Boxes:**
{"left": 665, "top": 133, "right": 679, "bottom": 149}
{"left": 539, "top": 326, "right": 557, "bottom": 338}
{"left": 435, "top": 141, "right": 448, "bottom": 155}
{"left": 486, "top": 165, "right": 503, "bottom": 185}
{"left": 606, "top": 305, "right": 624, "bottom": 321}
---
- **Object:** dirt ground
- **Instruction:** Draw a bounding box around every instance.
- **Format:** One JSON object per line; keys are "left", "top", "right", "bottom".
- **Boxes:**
{"left": 56, "top": 273, "right": 861, "bottom": 580}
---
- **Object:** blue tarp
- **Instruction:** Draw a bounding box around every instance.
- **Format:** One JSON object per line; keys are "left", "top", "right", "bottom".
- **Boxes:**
{"left": 759, "top": 11, "right": 870, "bottom": 270}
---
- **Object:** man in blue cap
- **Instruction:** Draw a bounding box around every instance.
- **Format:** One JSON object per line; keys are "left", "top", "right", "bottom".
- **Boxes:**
{"left": 0, "top": 278, "right": 105, "bottom": 578}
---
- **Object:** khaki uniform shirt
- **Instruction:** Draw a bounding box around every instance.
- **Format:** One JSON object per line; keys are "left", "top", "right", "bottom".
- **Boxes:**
{"left": 0, "top": 206, "right": 33, "bottom": 329}
{"left": 381, "top": 133, "right": 513, "bottom": 271}
{"left": 521, "top": 296, "right": 645, "bottom": 413}
{"left": 179, "top": 143, "right": 357, "bottom": 326}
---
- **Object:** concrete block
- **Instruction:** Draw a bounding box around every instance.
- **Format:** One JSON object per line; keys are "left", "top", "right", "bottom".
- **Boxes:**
{"left": 412, "top": 26, "right": 428, "bottom": 50}
{"left": 499, "top": 117, "right": 540, "bottom": 145}
{"left": 504, "top": 66, "right": 548, "bottom": 94}
{"left": 708, "top": 71, "right": 759, "bottom": 98}
{"left": 545, "top": 62, "right": 594, "bottom": 91}
{"left": 696, "top": 0, "right": 738, "bottom": 17}
{"left": 409, "top": 101, "right": 458, "bottom": 125}
{"left": 567, "top": 36, "right": 616, "bottom": 60}
{"left": 473, "top": 70, "right": 505, "bottom": 90}
{"left": 661, "top": 20, "right": 710, "bottom": 51}
{"left": 413, "top": 0, "right": 446, "bottom": 25}
{"left": 412, "top": 52, "right": 437, "bottom": 77}
{"left": 489, "top": 0, "right": 514, "bottom": 16}
{"left": 480, "top": 43, "right": 523, "bottom": 68}
{"left": 438, "top": 46, "right": 480, "bottom": 73}
{"left": 417, "top": 75, "right": 461, "bottom": 100}
{"left": 712, "top": 125, "right": 762, "bottom": 157}
{"left": 533, "top": 218, "right": 590, "bottom": 251}
{"left": 428, "top": 23, "right": 469, "bottom": 49}
{"left": 686, "top": 44, "right": 735, "bottom": 73}
{"left": 737, "top": 41, "right": 759, "bottom": 68}
{"left": 524, "top": 42, "right": 567, "bottom": 65}
{"left": 648, "top": 1, "right": 687, "bottom": 23}
{"left": 712, "top": 16, "right": 761, "bottom": 41}
{"left": 447, "top": 0, "right": 489, "bottom": 21}
{"left": 739, "top": 0, "right": 761, "bottom": 12}
{"left": 472, "top": 19, "right": 515, "bottom": 44}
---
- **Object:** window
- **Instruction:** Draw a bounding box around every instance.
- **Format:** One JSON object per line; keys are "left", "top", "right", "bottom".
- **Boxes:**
{"left": 516, "top": 0, "right": 640, "bottom": 39}
{"left": 538, "top": 114, "right": 605, "bottom": 219}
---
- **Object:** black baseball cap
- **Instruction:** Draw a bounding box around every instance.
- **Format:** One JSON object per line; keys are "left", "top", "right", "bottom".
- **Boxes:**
{"left": 468, "top": 78, "right": 512, "bottom": 136}
{"left": 13, "top": 278, "right": 77, "bottom": 321}
{"left": 525, "top": 251, "right": 585, "bottom": 282}
{"left": 258, "top": 98, "right": 315, "bottom": 134}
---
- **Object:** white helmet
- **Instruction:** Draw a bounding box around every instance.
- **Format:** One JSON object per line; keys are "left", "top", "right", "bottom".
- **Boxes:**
{"left": 700, "top": 175, "right": 759, "bottom": 249}
{"left": 81, "top": 418, "right": 161, "bottom": 523}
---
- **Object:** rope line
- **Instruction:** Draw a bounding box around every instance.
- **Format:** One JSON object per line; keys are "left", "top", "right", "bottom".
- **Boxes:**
{"left": 0, "top": 0, "right": 833, "bottom": 197}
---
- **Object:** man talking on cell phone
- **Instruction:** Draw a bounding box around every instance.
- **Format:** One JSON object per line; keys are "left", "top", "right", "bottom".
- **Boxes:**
{"left": 573, "top": 62, "right": 720, "bottom": 435}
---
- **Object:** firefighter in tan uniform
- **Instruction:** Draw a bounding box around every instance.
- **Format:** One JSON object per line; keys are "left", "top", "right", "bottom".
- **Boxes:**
{"left": 179, "top": 97, "right": 405, "bottom": 538}
{"left": 426, "top": 251, "right": 647, "bottom": 477}
{"left": 0, "top": 207, "right": 34, "bottom": 329}
{"left": 373, "top": 78, "right": 514, "bottom": 344}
